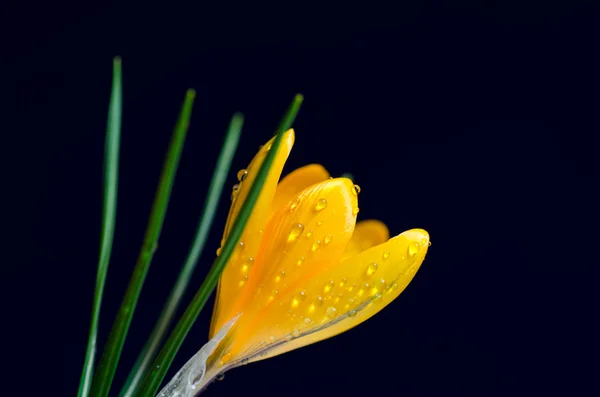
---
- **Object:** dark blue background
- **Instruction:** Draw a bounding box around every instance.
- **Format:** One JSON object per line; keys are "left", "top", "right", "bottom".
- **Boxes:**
{"left": 1, "top": 1, "right": 595, "bottom": 396}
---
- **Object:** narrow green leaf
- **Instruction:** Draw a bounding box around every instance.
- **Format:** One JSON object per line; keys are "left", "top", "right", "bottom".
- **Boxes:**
{"left": 77, "top": 56, "right": 122, "bottom": 397}
{"left": 119, "top": 113, "right": 243, "bottom": 397}
{"left": 89, "top": 89, "right": 197, "bottom": 397}
{"left": 135, "top": 94, "right": 304, "bottom": 397}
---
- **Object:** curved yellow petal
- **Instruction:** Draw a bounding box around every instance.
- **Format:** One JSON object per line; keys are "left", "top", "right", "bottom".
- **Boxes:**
{"left": 341, "top": 219, "right": 390, "bottom": 261}
{"left": 219, "top": 178, "right": 359, "bottom": 362}
{"left": 246, "top": 228, "right": 429, "bottom": 363}
{"left": 209, "top": 129, "right": 295, "bottom": 337}
{"left": 271, "top": 164, "right": 329, "bottom": 215}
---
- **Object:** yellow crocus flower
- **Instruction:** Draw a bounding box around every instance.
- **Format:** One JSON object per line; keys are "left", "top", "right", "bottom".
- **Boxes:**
{"left": 201, "top": 128, "right": 429, "bottom": 388}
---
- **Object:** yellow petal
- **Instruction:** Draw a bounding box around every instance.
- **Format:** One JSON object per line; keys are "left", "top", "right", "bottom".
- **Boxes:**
{"left": 220, "top": 178, "right": 358, "bottom": 362}
{"left": 270, "top": 164, "right": 330, "bottom": 215}
{"left": 209, "top": 129, "right": 295, "bottom": 337}
{"left": 341, "top": 219, "right": 390, "bottom": 261}
{"left": 241, "top": 228, "right": 430, "bottom": 363}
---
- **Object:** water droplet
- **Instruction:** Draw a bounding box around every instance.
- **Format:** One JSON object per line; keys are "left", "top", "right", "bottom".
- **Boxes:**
{"left": 420, "top": 237, "right": 427, "bottom": 246}
{"left": 275, "top": 270, "right": 285, "bottom": 283}
{"left": 237, "top": 241, "right": 245, "bottom": 252}
{"left": 290, "top": 198, "right": 300, "bottom": 211}
{"left": 305, "top": 230, "right": 313, "bottom": 238}
{"left": 339, "top": 277, "right": 347, "bottom": 288}
{"left": 292, "top": 329, "right": 300, "bottom": 338}
{"left": 238, "top": 275, "right": 248, "bottom": 287}
{"left": 382, "top": 251, "right": 390, "bottom": 260}
{"left": 348, "top": 309, "right": 358, "bottom": 317}
{"left": 269, "top": 336, "right": 276, "bottom": 342}
{"left": 220, "top": 352, "right": 232, "bottom": 365}
{"left": 408, "top": 242, "right": 421, "bottom": 257}
{"left": 317, "top": 220, "right": 324, "bottom": 227}
{"left": 387, "top": 282, "right": 398, "bottom": 294}
{"left": 290, "top": 290, "right": 306, "bottom": 308}
{"left": 216, "top": 247, "right": 222, "bottom": 256}
{"left": 352, "top": 207, "right": 360, "bottom": 215}
{"left": 324, "top": 234, "right": 333, "bottom": 245}
{"left": 216, "top": 373, "right": 225, "bottom": 381}
{"left": 314, "top": 296, "right": 324, "bottom": 307}
{"left": 241, "top": 257, "right": 254, "bottom": 274}
{"left": 311, "top": 240, "right": 322, "bottom": 252}
{"left": 314, "top": 198, "right": 328, "bottom": 212}
{"left": 364, "top": 262, "right": 379, "bottom": 277}
{"left": 268, "top": 289, "right": 279, "bottom": 302}
{"left": 237, "top": 169, "right": 248, "bottom": 181}
{"left": 323, "top": 280, "right": 335, "bottom": 294}
{"left": 358, "top": 283, "right": 368, "bottom": 297}
{"left": 296, "top": 257, "right": 305, "bottom": 266}
{"left": 231, "top": 184, "right": 240, "bottom": 201}
{"left": 241, "top": 358, "right": 249, "bottom": 365}
{"left": 352, "top": 185, "right": 361, "bottom": 195}
{"left": 288, "top": 223, "right": 304, "bottom": 243}
{"left": 304, "top": 317, "right": 312, "bottom": 324}
{"left": 326, "top": 307, "right": 337, "bottom": 317}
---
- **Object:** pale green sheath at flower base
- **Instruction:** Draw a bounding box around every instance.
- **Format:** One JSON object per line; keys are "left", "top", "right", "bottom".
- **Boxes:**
{"left": 157, "top": 129, "right": 431, "bottom": 396}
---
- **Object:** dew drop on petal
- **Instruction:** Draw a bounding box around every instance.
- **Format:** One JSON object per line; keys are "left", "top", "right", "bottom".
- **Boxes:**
{"left": 305, "top": 230, "right": 313, "bottom": 238}
{"left": 220, "top": 352, "right": 232, "bottom": 365}
{"left": 240, "top": 257, "right": 254, "bottom": 274}
{"left": 290, "top": 198, "right": 300, "bottom": 211}
{"left": 408, "top": 242, "right": 421, "bottom": 257}
{"left": 352, "top": 185, "right": 361, "bottom": 195}
{"left": 348, "top": 309, "right": 357, "bottom": 317}
{"left": 314, "top": 198, "right": 328, "bottom": 212}
{"left": 296, "top": 257, "right": 305, "bottom": 266}
{"left": 288, "top": 223, "right": 304, "bottom": 243}
{"left": 231, "top": 184, "right": 240, "bottom": 201}
{"left": 352, "top": 207, "right": 360, "bottom": 215}
{"left": 317, "top": 220, "right": 324, "bottom": 227}
{"left": 216, "top": 247, "right": 222, "bottom": 256}
{"left": 304, "top": 317, "right": 312, "bottom": 324}
{"left": 311, "top": 240, "right": 322, "bottom": 252}
{"left": 237, "top": 169, "right": 248, "bottom": 181}
{"left": 323, "top": 280, "right": 335, "bottom": 294}
{"left": 268, "top": 289, "right": 279, "bottom": 302}
{"left": 364, "top": 262, "right": 379, "bottom": 277}
{"left": 382, "top": 251, "right": 390, "bottom": 260}
{"left": 275, "top": 270, "right": 285, "bottom": 283}
{"left": 290, "top": 290, "right": 307, "bottom": 308}
{"left": 314, "top": 296, "right": 324, "bottom": 307}
{"left": 326, "top": 307, "right": 337, "bottom": 317}
{"left": 324, "top": 234, "right": 333, "bottom": 245}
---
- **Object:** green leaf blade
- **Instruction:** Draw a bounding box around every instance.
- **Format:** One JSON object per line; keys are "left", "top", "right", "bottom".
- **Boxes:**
{"left": 77, "top": 56, "right": 123, "bottom": 397}
{"left": 89, "top": 89, "right": 196, "bottom": 397}
{"left": 119, "top": 113, "right": 243, "bottom": 397}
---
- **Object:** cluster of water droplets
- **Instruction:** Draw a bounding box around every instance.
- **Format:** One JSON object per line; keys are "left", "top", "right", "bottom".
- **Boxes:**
{"left": 259, "top": 228, "right": 430, "bottom": 346}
